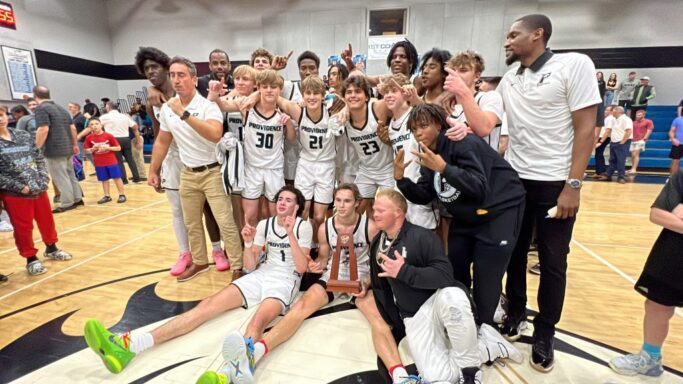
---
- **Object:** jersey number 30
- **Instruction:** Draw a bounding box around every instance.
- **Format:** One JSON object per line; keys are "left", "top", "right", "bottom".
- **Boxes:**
{"left": 256, "top": 132, "right": 274, "bottom": 149}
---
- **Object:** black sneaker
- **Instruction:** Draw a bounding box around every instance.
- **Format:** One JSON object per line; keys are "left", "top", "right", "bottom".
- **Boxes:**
{"left": 74, "top": 199, "right": 85, "bottom": 207}
{"left": 501, "top": 312, "right": 527, "bottom": 342}
{"left": 531, "top": 334, "right": 555, "bottom": 372}
{"left": 0, "top": 273, "right": 7, "bottom": 283}
{"left": 117, "top": 195, "right": 127, "bottom": 203}
{"left": 97, "top": 196, "right": 112, "bottom": 204}
{"left": 52, "top": 204, "right": 77, "bottom": 213}
{"left": 460, "top": 367, "right": 482, "bottom": 384}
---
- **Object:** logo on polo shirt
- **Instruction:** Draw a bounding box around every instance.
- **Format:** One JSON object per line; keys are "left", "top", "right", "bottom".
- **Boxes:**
{"left": 433, "top": 172, "right": 460, "bottom": 203}
{"left": 538, "top": 72, "right": 552, "bottom": 85}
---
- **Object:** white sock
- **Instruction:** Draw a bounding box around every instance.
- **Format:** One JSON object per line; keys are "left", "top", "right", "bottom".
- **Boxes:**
{"left": 212, "top": 241, "right": 222, "bottom": 252}
{"left": 129, "top": 332, "right": 154, "bottom": 354}
{"left": 253, "top": 340, "right": 267, "bottom": 364}
{"left": 390, "top": 366, "right": 408, "bottom": 382}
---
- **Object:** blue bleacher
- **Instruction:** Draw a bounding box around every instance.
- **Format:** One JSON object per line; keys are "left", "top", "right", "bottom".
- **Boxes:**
{"left": 589, "top": 105, "right": 677, "bottom": 171}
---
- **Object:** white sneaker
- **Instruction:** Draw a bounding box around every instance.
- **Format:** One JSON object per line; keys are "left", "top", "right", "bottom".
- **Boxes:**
{"left": 609, "top": 350, "right": 663, "bottom": 377}
{"left": 478, "top": 323, "right": 523, "bottom": 364}
{"left": 0, "top": 221, "right": 13, "bottom": 232}
{"left": 222, "top": 330, "right": 255, "bottom": 384}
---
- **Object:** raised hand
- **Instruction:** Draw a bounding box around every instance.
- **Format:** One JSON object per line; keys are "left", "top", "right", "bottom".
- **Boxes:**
{"left": 341, "top": 43, "right": 354, "bottom": 69}
{"left": 393, "top": 148, "right": 410, "bottom": 180}
{"left": 283, "top": 205, "right": 298, "bottom": 235}
{"left": 412, "top": 142, "right": 446, "bottom": 173}
{"left": 402, "top": 84, "right": 420, "bottom": 105}
{"left": 377, "top": 120, "right": 390, "bottom": 144}
{"left": 241, "top": 219, "right": 257, "bottom": 243}
{"left": 166, "top": 96, "right": 184, "bottom": 117}
{"left": 377, "top": 250, "right": 405, "bottom": 279}
{"left": 444, "top": 117, "right": 471, "bottom": 142}
{"left": 444, "top": 67, "right": 471, "bottom": 97}
{"left": 279, "top": 113, "right": 292, "bottom": 126}
{"left": 271, "top": 51, "right": 294, "bottom": 71}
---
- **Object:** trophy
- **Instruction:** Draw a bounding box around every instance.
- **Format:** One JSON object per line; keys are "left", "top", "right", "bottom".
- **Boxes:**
{"left": 326, "top": 232, "right": 362, "bottom": 294}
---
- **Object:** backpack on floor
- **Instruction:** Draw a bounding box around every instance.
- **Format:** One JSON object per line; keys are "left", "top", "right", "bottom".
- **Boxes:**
{"left": 73, "top": 156, "right": 85, "bottom": 181}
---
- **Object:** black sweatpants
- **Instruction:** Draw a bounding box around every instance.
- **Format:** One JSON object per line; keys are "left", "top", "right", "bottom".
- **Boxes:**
{"left": 114, "top": 136, "right": 140, "bottom": 183}
{"left": 505, "top": 179, "right": 576, "bottom": 338}
{"left": 447, "top": 202, "right": 524, "bottom": 326}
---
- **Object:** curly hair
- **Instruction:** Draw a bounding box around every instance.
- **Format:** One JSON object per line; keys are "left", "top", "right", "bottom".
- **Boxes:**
{"left": 134, "top": 47, "right": 171, "bottom": 76}
{"left": 386, "top": 39, "right": 419, "bottom": 75}
{"left": 420, "top": 48, "right": 452, "bottom": 82}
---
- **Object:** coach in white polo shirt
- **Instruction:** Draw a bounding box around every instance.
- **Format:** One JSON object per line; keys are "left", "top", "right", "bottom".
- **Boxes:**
{"left": 497, "top": 14, "right": 601, "bottom": 372}
{"left": 148, "top": 56, "right": 242, "bottom": 282}
{"left": 100, "top": 102, "right": 142, "bottom": 183}
{"left": 599, "top": 106, "right": 633, "bottom": 183}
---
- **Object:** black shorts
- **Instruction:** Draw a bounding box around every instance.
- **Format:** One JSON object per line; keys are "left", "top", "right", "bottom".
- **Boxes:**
{"left": 669, "top": 145, "right": 683, "bottom": 160}
{"left": 635, "top": 272, "right": 683, "bottom": 307}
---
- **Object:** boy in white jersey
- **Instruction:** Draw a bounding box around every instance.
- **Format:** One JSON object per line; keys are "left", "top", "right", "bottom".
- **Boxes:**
{"left": 382, "top": 73, "right": 438, "bottom": 230}
{"left": 198, "top": 183, "right": 416, "bottom": 384}
{"left": 275, "top": 76, "right": 339, "bottom": 248}
{"left": 340, "top": 76, "right": 394, "bottom": 215}
{"left": 441, "top": 51, "right": 504, "bottom": 146}
{"left": 211, "top": 70, "right": 295, "bottom": 226}
{"left": 82, "top": 186, "right": 310, "bottom": 375}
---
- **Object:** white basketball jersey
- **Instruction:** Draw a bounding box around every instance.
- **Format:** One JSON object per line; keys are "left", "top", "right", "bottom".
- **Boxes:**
{"left": 154, "top": 105, "right": 179, "bottom": 154}
{"left": 298, "top": 107, "right": 336, "bottom": 162}
{"left": 260, "top": 216, "right": 311, "bottom": 270}
{"left": 345, "top": 101, "right": 393, "bottom": 175}
{"left": 450, "top": 91, "right": 502, "bottom": 151}
{"left": 224, "top": 97, "right": 244, "bottom": 142}
{"left": 325, "top": 214, "right": 370, "bottom": 281}
{"left": 388, "top": 108, "right": 421, "bottom": 182}
{"left": 243, "top": 107, "right": 285, "bottom": 169}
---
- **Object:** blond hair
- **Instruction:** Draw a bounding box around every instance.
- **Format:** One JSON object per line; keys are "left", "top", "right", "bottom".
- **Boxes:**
{"left": 378, "top": 73, "right": 410, "bottom": 95}
{"left": 301, "top": 76, "right": 326, "bottom": 95}
{"left": 233, "top": 65, "right": 257, "bottom": 81}
{"left": 447, "top": 50, "right": 485, "bottom": 74}
{"left": 255, "top": 69, "right": 284, "bottom": 89}
{"left": 375, "top": 188, "right": 408, "bottom": 213}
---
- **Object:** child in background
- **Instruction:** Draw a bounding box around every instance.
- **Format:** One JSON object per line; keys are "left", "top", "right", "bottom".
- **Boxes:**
{"left": 0, "top": 205, "right": 13, "bottom": 232}
{"left": 83, "top": 118, "right": 127, "bottom": 204}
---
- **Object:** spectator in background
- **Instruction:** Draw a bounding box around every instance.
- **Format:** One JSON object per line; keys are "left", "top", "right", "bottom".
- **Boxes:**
{"left": 83, "top": 118, "right": 126, "bottom": 204}
{"left": 599, "top": 106, "right": 633, "bottom": 184}
{"left": 128, "top": 105, "right": 147, "bottom": 180}
{"left": 669, "top": 114, "right": 683, "bottom": 175}
{"left": 605, "top": 73, "right": 618, "bottom": 107}
{"left": 15, "top": 98, "right": 37, "bottom": 135}
{"left": 630, "top": 76, "right": 656, "bottom": 119}
{"left": 10, "top": 105, "right": 29, "bottom": 130}
{"left": 99, "top": 101, "right": 142, "bottom": 184}
{"left": 677, "top": 98, "right": 682, "bottom": 117}
{"left": 594, "top": 105, "right": 615, "bottom": 178}
{"left": 596, "top": 72, "right": 606, "bottom": 103}
{"left": 629, "top": 110, "right": 654, "bottom": 175}
{"left": 596, "top": 72, "right": 606, "bottom": 147}
{"left": 68, "top": 102, "right": 88, "bottom": 164}
{"left": 0, "top": 104, "right": 73, "bottom": 275}
{"left": 617, "top": 71, "right": 638, "bottom": 113}
{"left": 609, "top": 170, "right": 683, "bottom": 378}
{"left": 33, "top": 86, "right": 84, "bottom": 213}
{"left": 83, "top": 98, "right": 100, "bottom": 118}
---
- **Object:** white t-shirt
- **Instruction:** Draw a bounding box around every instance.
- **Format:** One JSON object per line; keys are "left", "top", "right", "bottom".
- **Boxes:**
{"left": 158, "top": 92, "right": 224, "bottom": 168}
{"left": 498, "top": 51, "right": 602, "bottom": 181}
{"left": 600, "top": 114, "right": 617, "bottom": 137}
{"left": 100, "top": 110, "right": 135, "bottom": 138}
{"left": 254, "top": 216, "right": 313, "bottom": 270}
{"left": 450, "top": 91, "right": 504, "bottom": 152}
{"left": 610, "top": 114, "right": 633, "bottom": 142}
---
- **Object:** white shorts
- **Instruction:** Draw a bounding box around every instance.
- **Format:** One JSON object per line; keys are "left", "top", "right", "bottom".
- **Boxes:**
{"left": 354, "top": 171, "right": 395, "bottom": 199}
{"left": 295, "top": 159, "right": 335, "bottom": 204}
{"left": 243, "top": 163, "right": 284, "bottom": 201}
{"left": 406, "top": 200, "right": 438, "bottom": 230}
{"left": 630, "top": 140, "right": 646, "bottom": 152}
{"left": 161, "top": 151, "right": 183, "bottom": 190}
{"left": 231, "top": 264, "right": 302, "bottom": 314}
{"left": 404, "top": 287, "right": 480, "bottom": 383}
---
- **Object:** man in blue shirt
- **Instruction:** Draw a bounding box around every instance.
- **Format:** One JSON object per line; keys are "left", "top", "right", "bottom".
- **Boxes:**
{"left": 669, "top": 116, "right": 683, "bottom": 175}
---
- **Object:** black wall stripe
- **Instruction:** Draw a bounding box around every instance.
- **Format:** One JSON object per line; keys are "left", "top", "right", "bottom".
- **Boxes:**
{"left": 554, "top": 45, "right": 683, "bottom": 69}
{"left": 33, "top": 49, "right": 248, "bottom": 80}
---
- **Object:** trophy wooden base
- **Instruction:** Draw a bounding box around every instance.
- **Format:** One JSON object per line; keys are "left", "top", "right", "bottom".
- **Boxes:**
{"left": 326, "top": 279, "right": 362, "bottom": 294}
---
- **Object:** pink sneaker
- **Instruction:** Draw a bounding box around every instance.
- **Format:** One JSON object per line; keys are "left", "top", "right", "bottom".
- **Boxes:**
{"left": 170, "top": 251, "right": 192, "bottom": 276}
{"left": 213, "top": 249, "right": 230, "bottom": 271}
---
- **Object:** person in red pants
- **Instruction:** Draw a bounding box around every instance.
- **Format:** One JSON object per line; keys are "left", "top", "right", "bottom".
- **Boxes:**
{"left": 0, "top": 104, "right": 72, "bottom": 276}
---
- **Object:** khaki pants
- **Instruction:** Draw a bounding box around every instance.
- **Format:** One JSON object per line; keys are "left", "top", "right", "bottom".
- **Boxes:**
{"left": 132, "top": 137, "right": 147, "bottom": 178}
{"left": 179, "top": 167, "right": 242, "bottom": 268}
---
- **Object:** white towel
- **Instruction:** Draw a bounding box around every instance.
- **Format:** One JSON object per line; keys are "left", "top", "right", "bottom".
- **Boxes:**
{"left": 215, "top": 132, "right": 245, "bottom": 194}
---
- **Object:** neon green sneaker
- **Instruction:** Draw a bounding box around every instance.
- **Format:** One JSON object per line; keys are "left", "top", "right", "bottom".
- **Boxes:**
{"left": 83, "top": 319, "right": 136, "bottom": 374}
{"left": 195, "top": 371, "right": 230, "bottom": 384}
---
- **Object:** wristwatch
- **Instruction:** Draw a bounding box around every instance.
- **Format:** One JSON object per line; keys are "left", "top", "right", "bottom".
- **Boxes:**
{"left": 566, "top": 179, "right": 582, "bottom": 189}
{"left": 180, "top": 110, "right": 191, "bottom": 120}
